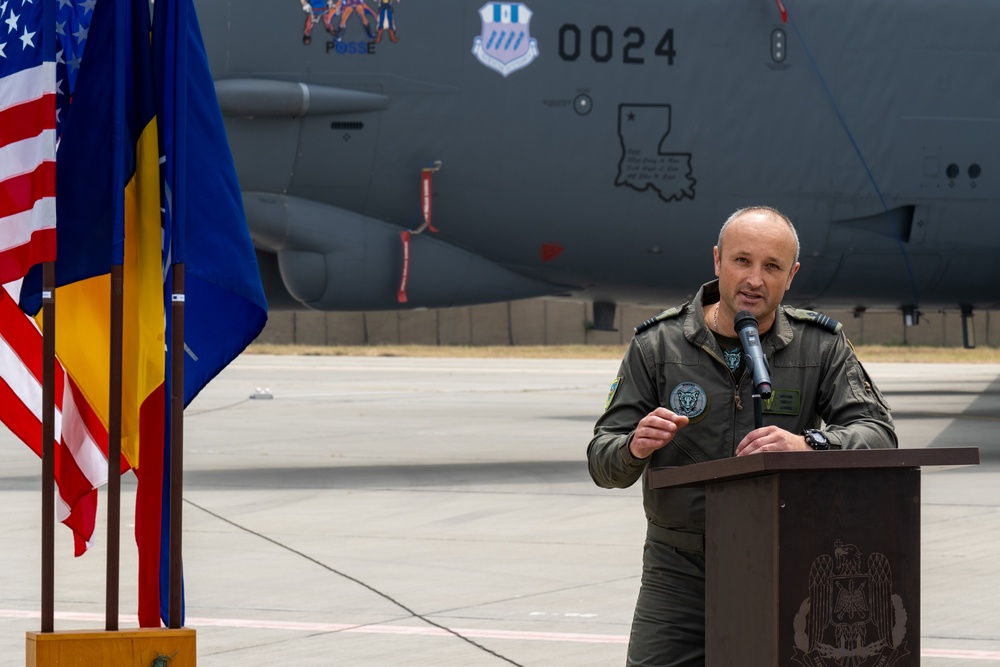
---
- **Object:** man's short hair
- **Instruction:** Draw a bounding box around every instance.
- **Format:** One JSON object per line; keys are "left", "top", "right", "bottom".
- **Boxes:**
{"left": 717, "top": 206, "right": 800, "bottom": 264}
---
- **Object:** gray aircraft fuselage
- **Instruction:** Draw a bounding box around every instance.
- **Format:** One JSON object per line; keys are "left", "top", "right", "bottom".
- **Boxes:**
{"left": 196, "top": 0, "right": 1000, "bottom": 313}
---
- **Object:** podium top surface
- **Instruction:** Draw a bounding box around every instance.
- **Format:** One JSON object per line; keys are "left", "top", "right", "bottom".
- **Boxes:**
{"left": 647, "top": 447, "right": 980, "bottom": 489}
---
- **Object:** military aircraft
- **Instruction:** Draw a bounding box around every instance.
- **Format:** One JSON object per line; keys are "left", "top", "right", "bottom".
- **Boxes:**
{"left": 196, "top": 0, "right": 1000, "bottom": 343}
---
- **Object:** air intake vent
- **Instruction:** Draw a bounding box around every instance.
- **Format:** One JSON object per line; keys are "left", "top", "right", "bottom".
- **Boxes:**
{"left": 330, "top": 121, "right": 365, "bottom": 130}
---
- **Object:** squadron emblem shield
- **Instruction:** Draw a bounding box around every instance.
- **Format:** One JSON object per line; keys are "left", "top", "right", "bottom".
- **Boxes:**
{"left": 668, "top": 382, "right": 709, "bottom": 422}
{"left": 471, "top": 3, "right": 539, "bottom": 77}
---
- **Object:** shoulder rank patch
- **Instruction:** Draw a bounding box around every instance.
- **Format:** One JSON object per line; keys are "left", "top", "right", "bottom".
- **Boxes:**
{"left": 634, "top": 306, "right": 683, "bottom": 335}
{"left": 787, "top": 308, "right": 843, "bottom": 334}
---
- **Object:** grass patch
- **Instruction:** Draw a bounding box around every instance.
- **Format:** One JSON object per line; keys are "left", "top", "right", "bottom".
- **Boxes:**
{"left": 246, "top": 343, "right": 1000, "bottom": 363}
{"left": 851, "top": 345, "right": 1000, "bottom": 364}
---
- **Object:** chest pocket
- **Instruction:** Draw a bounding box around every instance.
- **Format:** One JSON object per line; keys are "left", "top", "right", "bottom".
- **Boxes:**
{"left": 760, "top": 363, "right": 819, "bottom": 432}
{"left": 654, "top": 360, "right": 739, "bottom": 465}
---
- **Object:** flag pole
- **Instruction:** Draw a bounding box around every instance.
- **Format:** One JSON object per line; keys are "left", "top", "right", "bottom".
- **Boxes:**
{"left": 105, "top": 0, "right": 127, "bottom": 632}
{"left": 105, "top": 265, "right": 124, "bottom": 631}
{"left": 39, "top": 0, "right": 58, "bottom": 636}
{"left": 41, "top": 262, "right": 56, "bottom": 633}
{"left": 166, "top": 0, "right": 189, "bottom": 629}
{"left": 169, "top": 266, "right": 185, "bottom": 629}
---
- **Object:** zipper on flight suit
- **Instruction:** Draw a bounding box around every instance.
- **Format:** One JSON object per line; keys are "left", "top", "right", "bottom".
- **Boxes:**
{"left": 700, "top": 343, "right": 747, "bottom": 412}
{"left": 701, "top": 343, "right": 749, "bottom": 456}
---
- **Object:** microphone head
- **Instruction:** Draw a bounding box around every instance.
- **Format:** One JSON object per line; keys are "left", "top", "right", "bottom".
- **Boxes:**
{"left": 733, "top": 310, "right": 758, "bottom": 332}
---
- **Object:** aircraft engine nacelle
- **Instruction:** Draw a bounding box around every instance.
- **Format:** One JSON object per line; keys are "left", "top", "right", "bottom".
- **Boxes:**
{"left": 244, "top": 193, "right": 559, "bottom": 311}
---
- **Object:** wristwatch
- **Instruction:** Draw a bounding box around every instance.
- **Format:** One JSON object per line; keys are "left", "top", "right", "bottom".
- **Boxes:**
{"left": 802, "top": 429, "right": 831, "bottom": 450}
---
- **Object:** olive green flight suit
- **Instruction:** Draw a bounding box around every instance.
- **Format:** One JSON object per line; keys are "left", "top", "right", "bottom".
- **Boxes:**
{"left": 587, "top": 281, "right": 896, "bottom": 667}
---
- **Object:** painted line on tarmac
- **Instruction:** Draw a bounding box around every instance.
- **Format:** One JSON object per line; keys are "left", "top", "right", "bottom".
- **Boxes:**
{"left": 1, "top": 609, "right": 625, "bottom": 644}
{"left": 922, "top": 648, "right": 1000, "bottom": 661}
{"left": 4, "top": 610, "right": 1000, "bottom": 659}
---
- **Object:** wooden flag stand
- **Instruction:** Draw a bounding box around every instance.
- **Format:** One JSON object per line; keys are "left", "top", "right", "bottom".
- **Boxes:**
{"left": 26, "top": 260, "right": 196, "bottom": 665}
{"left": 27, "top": 629, "right": 196, "bottom": 667}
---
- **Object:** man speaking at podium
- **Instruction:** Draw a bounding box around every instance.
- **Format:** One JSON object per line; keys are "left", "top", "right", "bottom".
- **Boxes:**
{"left": 587, "top": 206, "right": 897, "bottom": 666}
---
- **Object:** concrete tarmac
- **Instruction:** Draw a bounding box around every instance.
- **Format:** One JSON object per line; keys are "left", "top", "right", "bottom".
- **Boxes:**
{"left": 1, "top": 355, "right": 998, "bottom": 666}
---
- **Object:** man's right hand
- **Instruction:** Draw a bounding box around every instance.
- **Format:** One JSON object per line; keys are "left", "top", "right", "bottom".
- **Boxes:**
{"left": 628, "top": 408, "right": 690, "bottom": 460}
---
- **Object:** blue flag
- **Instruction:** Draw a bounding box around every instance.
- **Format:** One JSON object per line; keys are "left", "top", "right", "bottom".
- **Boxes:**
{"left": 146, "top": 0, "right": 268, "bottom": 627}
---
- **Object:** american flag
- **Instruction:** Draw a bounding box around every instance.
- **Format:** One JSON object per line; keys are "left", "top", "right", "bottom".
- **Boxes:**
{"left": 0, "top": 281, "right": 110, "bottom": 555}
{"left": 0, "top": 0, "right": 107, "bottom": 556}
{"left": 0, "top": 0, "right": 58, "bottom": 282}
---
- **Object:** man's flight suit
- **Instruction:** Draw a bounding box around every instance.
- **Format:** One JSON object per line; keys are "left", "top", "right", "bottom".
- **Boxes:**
{"left": 587, "top": 280, "right": 897, "bottom": 666}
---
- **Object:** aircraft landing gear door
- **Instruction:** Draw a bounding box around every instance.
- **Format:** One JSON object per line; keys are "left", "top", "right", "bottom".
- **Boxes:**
{"left": 291, "top": 97, "right": 383, "bottom": 212}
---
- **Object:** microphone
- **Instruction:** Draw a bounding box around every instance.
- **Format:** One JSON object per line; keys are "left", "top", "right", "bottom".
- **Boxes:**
{"left": 734, "top": 310, "right": 772, "bottom": 399}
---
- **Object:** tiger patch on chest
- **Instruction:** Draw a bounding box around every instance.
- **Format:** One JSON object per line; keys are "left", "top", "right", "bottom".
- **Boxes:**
{"left": 722, "top": 347, "right": 742, "bottom": 374}
{"left": 668, "top": 382, "right": 710, "bottom": 423}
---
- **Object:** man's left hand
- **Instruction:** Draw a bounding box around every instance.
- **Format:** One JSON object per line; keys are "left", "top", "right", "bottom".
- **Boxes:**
{"left": 736, "top": 426, "right": 810, "bottom": 456}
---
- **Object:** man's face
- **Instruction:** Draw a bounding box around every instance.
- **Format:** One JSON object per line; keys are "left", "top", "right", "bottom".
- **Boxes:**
{"left": 713, "top": 212, "right": 800, "bottom": 331}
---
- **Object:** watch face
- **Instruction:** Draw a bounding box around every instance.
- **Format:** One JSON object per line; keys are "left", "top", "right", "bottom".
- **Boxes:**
{"left": 805, "top": 430, "right": 828, "bottom": 449}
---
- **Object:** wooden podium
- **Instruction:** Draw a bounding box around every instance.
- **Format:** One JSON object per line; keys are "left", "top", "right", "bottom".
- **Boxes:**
{"left": 647, "top": 448, "right": 979, "bottom": 667}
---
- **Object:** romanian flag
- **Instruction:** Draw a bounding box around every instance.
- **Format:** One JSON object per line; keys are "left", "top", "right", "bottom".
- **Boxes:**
{"left": 40, "top": 0, "right": 164, "bottom": 474}
{"left": 38, "top": 0, "right": 166, "bottom": 623}
{"left": 20, "top": 0, "right": 267, "bottom": 627}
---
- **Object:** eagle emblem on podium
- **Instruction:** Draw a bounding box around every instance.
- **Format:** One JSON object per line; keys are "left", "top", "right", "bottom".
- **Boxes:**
{"left": 792, "top": 540, "right": 910, "bottom": 666}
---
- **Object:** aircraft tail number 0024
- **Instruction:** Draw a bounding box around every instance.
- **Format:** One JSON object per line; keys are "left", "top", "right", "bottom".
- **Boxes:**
{"left": 557, "top": 25, "right": 676, "bottom": 65}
